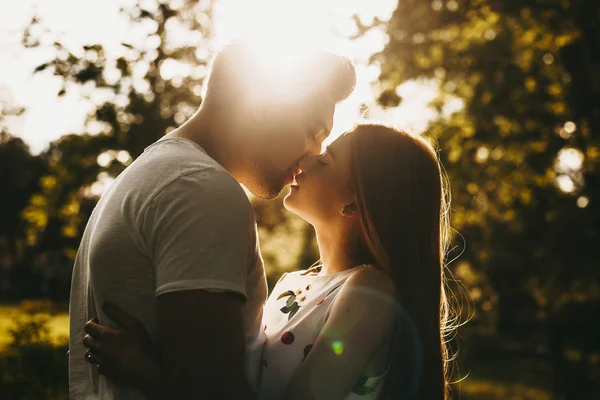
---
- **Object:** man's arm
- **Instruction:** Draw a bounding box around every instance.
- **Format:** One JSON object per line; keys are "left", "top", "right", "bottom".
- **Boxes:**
{"left": 139, "top": 170, "right": 259, "bottom": 399}
{"left": 157, "top": 289, "right": 256, "bottom": 399}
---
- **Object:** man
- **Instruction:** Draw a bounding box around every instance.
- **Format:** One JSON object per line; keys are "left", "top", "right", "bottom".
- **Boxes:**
{"left": 69, "top": 41, "right": 356, "bottom": 399}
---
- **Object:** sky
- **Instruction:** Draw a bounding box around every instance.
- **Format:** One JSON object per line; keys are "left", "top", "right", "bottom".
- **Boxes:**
{"left": 0, "top": 0, "right": 443, "bottom": 155}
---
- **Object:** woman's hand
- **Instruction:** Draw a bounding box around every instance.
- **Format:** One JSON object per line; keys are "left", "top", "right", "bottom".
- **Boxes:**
{"left": 83, "top": 302, "right": 164, "bottom": 395}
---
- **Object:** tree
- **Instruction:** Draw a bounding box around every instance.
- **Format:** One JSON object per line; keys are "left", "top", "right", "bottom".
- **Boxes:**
{"left": 16, "top": 0, "right": 318, "bottom": 298}
{"left": 0, "top": 99, "right": 51, "bottom": 300}
{"left": 13, "top": 1, "right": 214, "bottom": 299}
{"left": 375, "top": 0, "right": 599, "bottom": 335}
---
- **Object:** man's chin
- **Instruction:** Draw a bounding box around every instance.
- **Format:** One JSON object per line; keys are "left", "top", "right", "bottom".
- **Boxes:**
{"left": 246, "top": 181, "right": 287, "bottom": 200}
{"left": 255, "top": 190, "right": 281, "bottom": 200}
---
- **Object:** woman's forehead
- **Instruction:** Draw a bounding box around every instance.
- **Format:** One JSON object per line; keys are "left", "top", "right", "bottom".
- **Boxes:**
{"left": 326, "top": 131, "right": 353, "bottom": 152}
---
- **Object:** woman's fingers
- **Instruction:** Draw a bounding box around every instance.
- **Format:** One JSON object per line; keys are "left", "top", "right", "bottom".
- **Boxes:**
{"left": 97, "top": 364, "right": 108, "bottom": 376}
{"left": 85, "top": 350, "right": 110, "bottom": 377}
{"left": 82, "top": 333, "right": 102, "bottom": 352}
{"left": 102, "top": 301, "right": 141, "bottom": 330}
{"left": 84, "top": 318, "right": 112, "bottom": 338}
{"left": 84, "top": 349, "right": 101, "bottom": 365}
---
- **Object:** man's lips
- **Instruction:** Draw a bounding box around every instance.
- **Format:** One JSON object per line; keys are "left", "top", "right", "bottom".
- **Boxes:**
{"left": 284, "top": 175, "right": 295, "bottom": 187}
{"left": 290, "top": 177, "right": 299, "bottom": 189}
{"left": 290, "top": 175, "right": 300, "bottom": 189}
{"left": 289, "top": 166, "right": 303, "bottom": 186}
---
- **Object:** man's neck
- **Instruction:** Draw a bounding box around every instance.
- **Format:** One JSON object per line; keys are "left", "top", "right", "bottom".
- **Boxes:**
{"left": 169, "top": 107, "right": 246, "bottom": 183}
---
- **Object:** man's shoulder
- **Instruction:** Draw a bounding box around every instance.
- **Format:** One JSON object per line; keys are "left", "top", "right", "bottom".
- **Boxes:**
{"left": 91, "top": 139, "right": 252, "bottom": 235}
{"left": 128, "top": 138, "right": 250, "bottom": 208}
{"left": 136, "top": 137, "right": 225, "bottom": 175}
{"left": 169, "top": 166, "right": 250, "bottom": 207}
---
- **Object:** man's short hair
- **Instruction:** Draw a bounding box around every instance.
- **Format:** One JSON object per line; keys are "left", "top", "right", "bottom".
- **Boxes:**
{"left": 204, "top": 41, "right": 356, "bottom": 107}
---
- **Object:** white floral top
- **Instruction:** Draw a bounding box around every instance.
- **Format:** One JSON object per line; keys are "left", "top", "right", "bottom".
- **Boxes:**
{"left": 257, "top": 265, "right": 388, "bottom": 399}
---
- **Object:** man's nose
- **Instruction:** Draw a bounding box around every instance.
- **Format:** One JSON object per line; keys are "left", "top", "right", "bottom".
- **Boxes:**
{"left": 297, "top": 156, "right": 311, "bottom": 173}
{"left": 306, "top": 138, "right": 323, "bottom": 157}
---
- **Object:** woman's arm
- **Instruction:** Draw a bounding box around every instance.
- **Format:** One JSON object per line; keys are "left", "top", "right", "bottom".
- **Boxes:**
{"left": 82, "top": 302, "right": 167, "bottom": 400}
{"left": 283, "top": 267, "right": 397, "bottom": 400}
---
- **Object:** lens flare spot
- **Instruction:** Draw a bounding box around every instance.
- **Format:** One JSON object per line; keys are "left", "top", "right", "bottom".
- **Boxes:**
{"left": 332, "top": 341, "right": 344, "bottom": 355}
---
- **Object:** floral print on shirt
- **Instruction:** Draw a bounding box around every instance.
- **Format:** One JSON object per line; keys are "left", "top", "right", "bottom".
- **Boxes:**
{"left": 277, "top": 290, "right": 302, "bottom": 320}
{"left": 277, "top": 282, "right": 342, "bottom": 321}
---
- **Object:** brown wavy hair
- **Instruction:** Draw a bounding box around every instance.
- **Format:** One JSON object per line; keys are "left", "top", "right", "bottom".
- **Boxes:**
{"left": 345, "top": 123, "right": 452, "bottom": 399}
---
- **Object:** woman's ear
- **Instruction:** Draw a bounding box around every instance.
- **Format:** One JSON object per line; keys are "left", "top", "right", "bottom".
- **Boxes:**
{"left": 339, "top": 203, "right": 358, "bottom": 218}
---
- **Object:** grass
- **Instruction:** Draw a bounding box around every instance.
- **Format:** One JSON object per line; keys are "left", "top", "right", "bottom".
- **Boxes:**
{"left": 2, "top": 303, "right": 590, "bottom": 399}
{"left": 456, "top": 378, "right": 551, "bottom": 400}
{"left": 0, "top": 304, "right": 69, "bottom": 350}
{"left": 451, "top": 334, "right": 553, "bottom": 399}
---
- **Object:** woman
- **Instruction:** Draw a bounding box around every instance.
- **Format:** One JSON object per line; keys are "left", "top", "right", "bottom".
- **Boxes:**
{"left": 82, "top": 123, "right": 454, "bottom": 399}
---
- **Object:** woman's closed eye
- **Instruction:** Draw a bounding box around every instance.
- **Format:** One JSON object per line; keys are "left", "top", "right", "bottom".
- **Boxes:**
{"left": 310, "top": 129, "right": 324, "bottom": 144}
{"left": 316, "top": 156, "right": 329, "bottom": 166}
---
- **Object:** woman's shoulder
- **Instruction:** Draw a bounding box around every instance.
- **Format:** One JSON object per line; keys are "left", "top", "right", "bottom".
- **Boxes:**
{"left": 344, "top": 265, "right": 396, "bottom": 297}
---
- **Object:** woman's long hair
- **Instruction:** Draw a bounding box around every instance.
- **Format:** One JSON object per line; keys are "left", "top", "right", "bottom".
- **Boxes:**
{"left": 346, "top": 123, "right": 453, "bottom": 399}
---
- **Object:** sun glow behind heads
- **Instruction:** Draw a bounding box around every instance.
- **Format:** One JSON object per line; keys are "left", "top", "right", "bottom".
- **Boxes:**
{"left": 210, "top": 0, "right": 462, "bottom": 151}
{"left": 214, "top": 0, "right": 342, "bottom": 52}
{"left": 207, "top": 39, "right": 347, "bottom": 106}
{"left": 0, "top": 0, "right": 442, "bottom": 155}
{"left": 212, "top": 0, "right": 399, "bottom": 146}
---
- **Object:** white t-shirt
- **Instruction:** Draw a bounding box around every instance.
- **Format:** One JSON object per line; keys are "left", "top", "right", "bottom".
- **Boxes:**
{"left": 69, "top": 137, "right": 267, "bottom": 399}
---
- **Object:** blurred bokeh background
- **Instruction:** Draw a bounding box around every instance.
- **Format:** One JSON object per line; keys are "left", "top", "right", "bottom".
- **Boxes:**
{"left": 0, "top": 0, "right": 599, "bottom": 399}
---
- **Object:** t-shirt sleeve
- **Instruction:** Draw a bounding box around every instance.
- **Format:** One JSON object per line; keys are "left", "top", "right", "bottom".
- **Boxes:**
{"left": 139, "top": 169, "right": 255, "bottom": 300}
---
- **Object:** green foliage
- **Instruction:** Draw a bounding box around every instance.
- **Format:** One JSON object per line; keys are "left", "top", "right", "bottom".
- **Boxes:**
{"left": 4, "top": 0, "right": 317, "bottom": 300}
{"left": 375, "top": 0, "right": 600, "bottom": 330}
{"left": 6, "top": 1, "right": 216, "bottom": 300}
{"left": 4, "top": 0, "right": 598, "bottom": 379}
{"left": 0, "top": 105, "right": 50, "bottom": 301}
{"left": 1, "top": 0, "right": 598, "bottom": 397}
{"left": 0, "top": 130, "right": 45, "bottom": 254}
{"left": 0, "top": 301, "right": 68, "bottom": 400}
